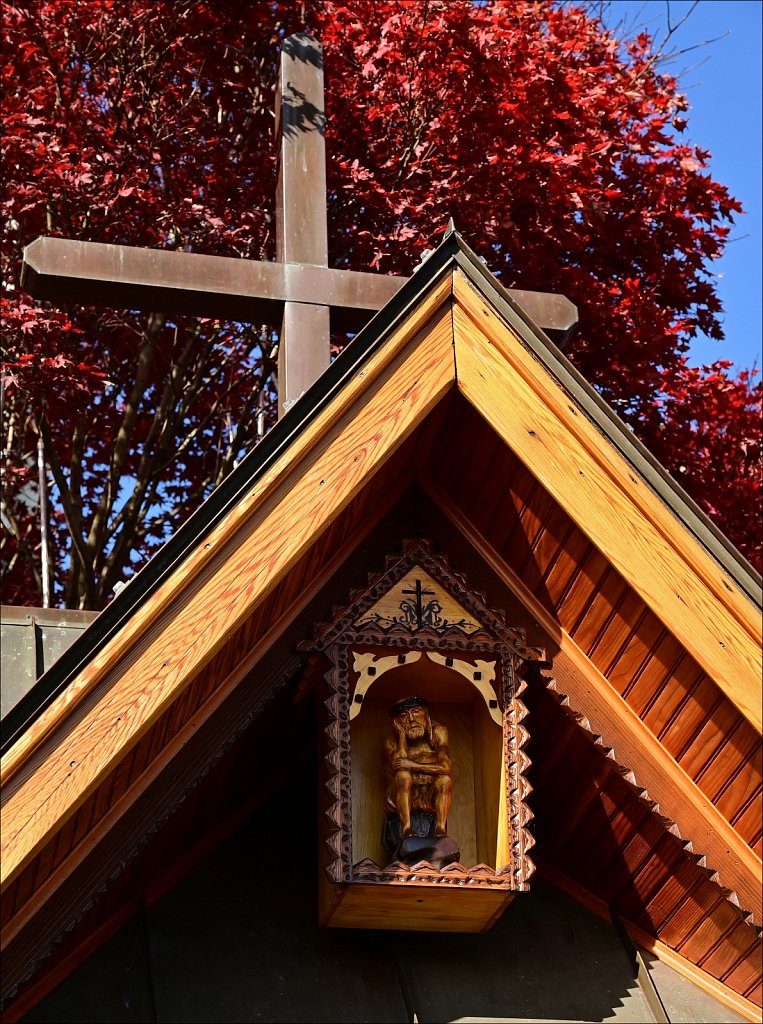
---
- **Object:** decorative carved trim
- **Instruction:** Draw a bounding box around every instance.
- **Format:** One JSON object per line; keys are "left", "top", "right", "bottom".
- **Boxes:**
{"left": 507, "top": 669, "right": 535, "bottom": 890}
{"left": 322, "top": 644, "right": 353, "bottom": 884}
{"left": 303, "top": 538, "right": 541, "bottom": 661}
{"left": 353, "top": 858, "right": 517, "bottom": 889}
{"left": 328, "top": 629, "right": 518, "bottom": 654}
{"left": 316, "top": 538, "right": 537, "bottom": 896}
{"left": 534, "top": 663, "right": 760, "bottom": 934}
{"left": 425, "top": 652, "right": 501, "bottom": 725}
{"left": 349, "top": 651, "right": 423, "bottom": 719}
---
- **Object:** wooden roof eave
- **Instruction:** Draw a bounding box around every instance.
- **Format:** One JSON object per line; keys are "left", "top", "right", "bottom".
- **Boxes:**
{"left": 0, "top": 281, "right": 459, "bottom": 892}
{"left": 4, "top": 228, "right": 759, "bottom": 766}
{"left": 0, "top": 241, "right": 466, "bottom": 763}
{"left": 449, "top": 270, "right": 762, "bottom": 732}
{"left": 1, "top": 225, "right": 759, "bottom": 926}
{"left": 446, "top": 239, "right": 761, "bottom": 610}
{"left": 423, "top": 477, "right": 763, "bottom": 927}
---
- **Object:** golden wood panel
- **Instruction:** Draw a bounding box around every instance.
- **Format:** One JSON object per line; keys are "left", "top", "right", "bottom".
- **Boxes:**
{"left": 453, "top": 273, "right": 761, "bottom": 729}
{"left": 1, "top": 312, "right": 457, "bottom": 890}
{"left": 1, "top": 453, "right": 419, "bottom": 941}
{"left": 427, "top": 408, "right": 760, "bottom": 846}
{"left": 0, "top": 276, "right": 457, "bottom": 790}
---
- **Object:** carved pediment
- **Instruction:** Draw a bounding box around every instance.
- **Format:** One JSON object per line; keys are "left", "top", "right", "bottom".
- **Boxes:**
{"left": 307, "top": 538, "right": 539, "bottom": 656}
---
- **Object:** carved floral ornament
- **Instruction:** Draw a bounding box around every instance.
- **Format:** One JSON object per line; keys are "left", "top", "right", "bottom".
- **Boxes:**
{"left": 303, "top": 540, "right": 542, "bottom": 930}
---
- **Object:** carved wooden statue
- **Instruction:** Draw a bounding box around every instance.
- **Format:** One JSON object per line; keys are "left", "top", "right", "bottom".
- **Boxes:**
{"left": 383, "top": 696, "right": 460, "bottom": 868}
{"left": 306, "top": 539, "right": 537, "bottom": 930}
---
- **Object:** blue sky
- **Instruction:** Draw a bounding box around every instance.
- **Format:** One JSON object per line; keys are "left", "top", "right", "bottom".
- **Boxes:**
{"left": 607, "top": 0, "right": 762, "bottom": 373}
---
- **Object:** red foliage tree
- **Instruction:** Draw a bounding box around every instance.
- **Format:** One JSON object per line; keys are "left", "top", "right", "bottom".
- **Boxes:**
{"left": 2, "top": 0, "right": 760, "bottom": 608}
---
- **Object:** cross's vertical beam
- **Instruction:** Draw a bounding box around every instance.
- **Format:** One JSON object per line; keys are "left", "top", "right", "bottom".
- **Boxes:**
{"left": 275, "top": 33, "right": 330, "bottom": 417}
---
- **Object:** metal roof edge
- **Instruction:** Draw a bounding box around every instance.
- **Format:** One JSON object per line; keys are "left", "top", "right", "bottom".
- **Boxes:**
{"left": 447, "top": 235, "right": 762, "bottom": 611}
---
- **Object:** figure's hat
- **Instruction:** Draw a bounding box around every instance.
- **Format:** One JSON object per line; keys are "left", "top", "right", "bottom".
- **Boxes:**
{"left": 389, "top": 695, "right": 428, "bottom": 718}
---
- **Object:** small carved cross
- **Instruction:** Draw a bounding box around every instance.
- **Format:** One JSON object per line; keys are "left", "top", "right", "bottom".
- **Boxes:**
{"left": 401, "top": 579, "right": 435, "bottom": 629}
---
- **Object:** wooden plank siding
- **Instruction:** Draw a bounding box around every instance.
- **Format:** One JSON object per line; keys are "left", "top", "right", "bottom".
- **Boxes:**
{"left": 422, "top": 472, "right": 762, "bottom": 920}
{"left": 424, "top": 398, "right": 761, "bottom": 847}
{"left": 452, "top": 270, "right": 761, "bottom": 729}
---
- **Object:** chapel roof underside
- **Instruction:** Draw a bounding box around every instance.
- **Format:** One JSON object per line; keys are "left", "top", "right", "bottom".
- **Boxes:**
{"left": 1, "top": 232, "right": 760, "bottom": 1020}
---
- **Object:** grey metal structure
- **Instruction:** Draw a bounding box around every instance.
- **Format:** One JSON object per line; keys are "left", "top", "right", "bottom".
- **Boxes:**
{"left": 0, "top": 606, "right": 97, "bottom": 724}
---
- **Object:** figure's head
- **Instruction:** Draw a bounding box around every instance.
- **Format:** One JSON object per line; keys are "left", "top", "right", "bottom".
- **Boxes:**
{"left": 390, "top": 696, "right": 431, "bottom": 741}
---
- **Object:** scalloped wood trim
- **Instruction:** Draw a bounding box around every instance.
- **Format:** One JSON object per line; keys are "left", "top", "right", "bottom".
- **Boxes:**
{"left": 536, "top": 666, "right": 760, "bottom": 937}
{"left": 423, "top": 476, "right": 762, "bottom": 925}
{"left": 307, "top": 537, "right": 538, "bottom": 657}
{"left": 353, "top": 858, "right": 516, "bottom": 888}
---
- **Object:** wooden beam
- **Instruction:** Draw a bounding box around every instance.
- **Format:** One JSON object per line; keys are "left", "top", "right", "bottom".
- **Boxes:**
{"left": 21, "top": 236, "right": 578, "bottom": 337}
{"left": 275, "top": 33, "right": 330, "bottom": 414}
{"left": 452, "top": 270, "right": 762, "bottom": 729}
{"left": 423, "top": 476, "right": 762, "bottom": 924}
{"left": 21, "top": 236, "right": 405, "bottom": 332}
{"left": 0, "top": 461, "right": 415, "bottom": 956}
{"left": 0, "top": 272, "right": 456, "bottom": 792}
{"left": 0, "top": 298, "right": 457, "bottom": 889}
{"left": 275, "top": 34, "right": 328, "bottom": 271}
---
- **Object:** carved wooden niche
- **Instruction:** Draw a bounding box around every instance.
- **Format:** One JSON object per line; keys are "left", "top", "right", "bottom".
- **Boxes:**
{"left": 305, "top": 540, "right": 538, "bottom": 932}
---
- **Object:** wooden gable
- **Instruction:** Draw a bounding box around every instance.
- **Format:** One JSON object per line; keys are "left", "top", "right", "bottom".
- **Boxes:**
{"left": 1, "top": 231, "right": 760, "bottom": 1020}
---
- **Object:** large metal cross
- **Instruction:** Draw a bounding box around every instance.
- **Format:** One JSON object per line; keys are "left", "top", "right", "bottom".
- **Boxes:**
{"left": 21, "top": 34, "right": 576, "bottom": 418}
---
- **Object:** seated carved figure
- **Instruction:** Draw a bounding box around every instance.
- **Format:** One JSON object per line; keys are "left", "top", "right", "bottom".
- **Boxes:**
{"left": 383, "top": 696, "right": 458, "bottom": 867}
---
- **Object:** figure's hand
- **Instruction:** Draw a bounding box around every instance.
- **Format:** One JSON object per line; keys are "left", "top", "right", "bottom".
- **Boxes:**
{"left": 393, "top": 756, "right": 415, "bottom": 771}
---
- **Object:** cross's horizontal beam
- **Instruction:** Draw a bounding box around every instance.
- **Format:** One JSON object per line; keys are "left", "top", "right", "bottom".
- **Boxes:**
{"left": 21, "top": 236, "right": 578, "bottom": 341}
{"left": 21, "top": 237, "right": 404, "bottom": 334}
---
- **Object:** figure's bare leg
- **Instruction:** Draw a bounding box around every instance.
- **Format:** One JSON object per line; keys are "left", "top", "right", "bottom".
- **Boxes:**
{"left": 433, "top": 774, "right": 452, "bottom": 835}
{"left": 394, "top": 770, "right": 414, "bottom": 836}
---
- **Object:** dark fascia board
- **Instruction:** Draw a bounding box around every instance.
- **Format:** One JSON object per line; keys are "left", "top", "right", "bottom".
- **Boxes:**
{"left": 3, "top": 229, "right": 759, "bottom": 755}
